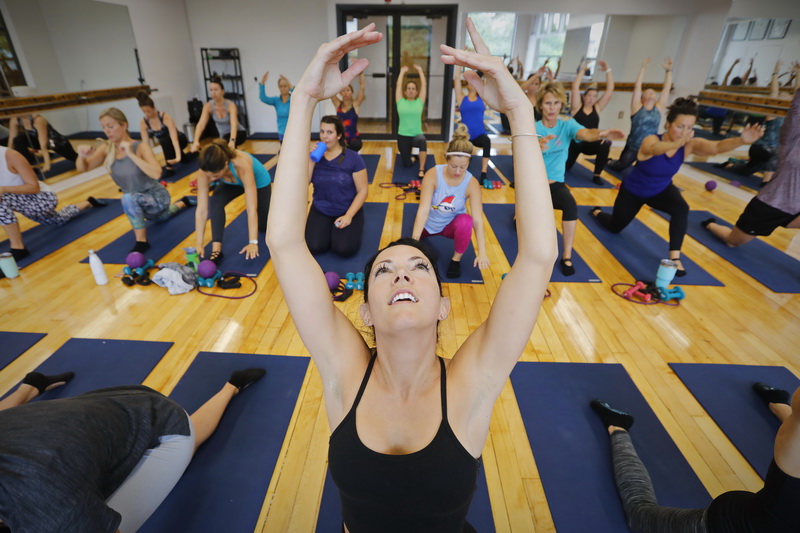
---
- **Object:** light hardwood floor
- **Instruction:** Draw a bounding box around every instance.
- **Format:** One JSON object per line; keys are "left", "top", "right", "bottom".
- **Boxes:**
{"left": 1, "top": 137, "right": 798, "bottom": 532}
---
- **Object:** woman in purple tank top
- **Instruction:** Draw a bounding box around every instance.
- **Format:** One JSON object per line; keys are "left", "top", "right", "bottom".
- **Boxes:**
{"left": 331, "top": 72, "right": 366, "bottom": 152}
{"left": 592, "top": 98, "right": 763, "bottom": 275}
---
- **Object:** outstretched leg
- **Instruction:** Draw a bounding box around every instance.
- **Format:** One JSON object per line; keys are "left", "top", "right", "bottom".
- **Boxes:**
{"left": 754, "top": 383, "right": 800, "bottom": 477}
{"left": 0, "top": 371, "right": 75, "bottom": 411}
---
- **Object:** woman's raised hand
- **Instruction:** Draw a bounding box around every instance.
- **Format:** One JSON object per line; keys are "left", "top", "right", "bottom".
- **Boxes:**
{"left": 740, "top": 122, "right": 765, "bottom": 144}
{"left": 294, "top": 23, "right": 382, "bottom": 103}
{"left": 440, "top": 18, "right": 527, "bottom": 115}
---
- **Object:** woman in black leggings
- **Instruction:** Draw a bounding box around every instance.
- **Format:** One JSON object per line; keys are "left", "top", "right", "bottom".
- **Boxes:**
{"left": 7, "top": 113, "right": 77, "bottom": 173}
{"left": 590, "top": 382, "right": 800, "bottom": 533}
{"left": 195, "top": 140, "right": 272, "bottom": 264}
{"left": 137, "top": 91, "right": 190, "bottom": 176}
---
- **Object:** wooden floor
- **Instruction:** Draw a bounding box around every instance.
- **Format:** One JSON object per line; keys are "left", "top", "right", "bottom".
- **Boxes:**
{"left": 2, "top": 136, "right": 799, "bottom": 532}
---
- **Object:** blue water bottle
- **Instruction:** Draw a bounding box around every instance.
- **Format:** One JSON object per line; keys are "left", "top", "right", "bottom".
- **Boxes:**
{"left": 310, "top": 141, "right": 327, "bottom": 162}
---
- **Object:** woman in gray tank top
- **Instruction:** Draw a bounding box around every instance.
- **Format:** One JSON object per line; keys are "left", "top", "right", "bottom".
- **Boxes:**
{"left": 76, "top": 108, "right": 195, "bottom": 254}
{"left": 191, "top": 76, "right": 247, "bottom": 152}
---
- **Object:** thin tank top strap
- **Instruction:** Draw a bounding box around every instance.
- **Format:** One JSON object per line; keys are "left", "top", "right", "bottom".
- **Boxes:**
{"left": 438, "top": 356, "right": 448, "bottom": 422}
{"left": 351, "top": 351, "right": 378, "bottom": 410}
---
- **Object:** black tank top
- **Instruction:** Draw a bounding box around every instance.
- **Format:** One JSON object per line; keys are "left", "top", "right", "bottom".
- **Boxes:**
{"left": 144, "top": 112, "right": 170, "bottom": 142}
{"left": 573, "top": 105, "right": 599, "bottom": 129}
{"left": 328, "top": 352, "right": 481, "bottom": 532}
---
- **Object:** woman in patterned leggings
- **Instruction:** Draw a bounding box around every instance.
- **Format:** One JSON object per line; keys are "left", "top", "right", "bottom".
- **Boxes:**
{"left": 0, "top": 146, "right": 102, "bottom": 263}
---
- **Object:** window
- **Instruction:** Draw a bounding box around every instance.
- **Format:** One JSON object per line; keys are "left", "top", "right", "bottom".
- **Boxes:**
{"left": 0, "top": 11, "right": 26, "bottom": 97}
{"left": 466, "top": 12, "right": 517, "bottom": 58}
{"left": 531, "top": 13, "right": 569, "bottom": 73}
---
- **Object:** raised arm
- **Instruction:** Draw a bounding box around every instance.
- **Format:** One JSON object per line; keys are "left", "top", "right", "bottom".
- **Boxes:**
{"left": 686, "top": 123, "right": 764, "bottom": 157}
{"left": 770, "top": 59, "right": 783, "bottom": 98}
{"left": 638, "top": 133, "right": 687, "bottom": 161}
{"left": 191, "top": 103, "right": 212, "bottom": 152}
{"left": 741, "top": 58, "right": 754, "bottom": 85}
{"left": 571, "top": 60, "right": 589, "bottom": 116}
{"left": 596, "top": 60, "right": 614, "bottom": 111}
{"left": 265, "top": 24, "right": 382, "bottom": 398}
{"left": 354, "top": 72, "right": 367, "bottom": 111}
{"left": 415, "top": 64, "right": 427, "bottom": 105}
{"left": 657, "top": 57, "right": 673, "bottom": 110}
{"left": 440, "top": 19, "right": 558, "bottom": 428}
{"left": 454, "top": 66, "right": 467, "bottom": 99}
{"left": 632, "top": 57, "right": 649, "bottom": 115}
{"left": 722, "top": 58, "right": 740, "bottom": 87}
{"left": 395, "top": 65, "right": 408, "bottom": 103}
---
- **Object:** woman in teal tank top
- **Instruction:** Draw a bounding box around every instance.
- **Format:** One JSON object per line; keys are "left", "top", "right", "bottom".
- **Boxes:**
{"left": 396, "top": 64, "right": 428, "bottom": 179}
{"left": 195, "top": 140, "right": 272, "bottom": 264}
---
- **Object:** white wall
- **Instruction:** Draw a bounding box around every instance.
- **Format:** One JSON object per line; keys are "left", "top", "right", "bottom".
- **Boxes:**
{"left": 711, "top": 19, "right": 800, "bottom": 84}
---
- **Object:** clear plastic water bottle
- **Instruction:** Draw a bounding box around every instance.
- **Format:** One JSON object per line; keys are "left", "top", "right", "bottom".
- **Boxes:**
{"left": 88, "top": 249, "right": 108, "bottom": 285}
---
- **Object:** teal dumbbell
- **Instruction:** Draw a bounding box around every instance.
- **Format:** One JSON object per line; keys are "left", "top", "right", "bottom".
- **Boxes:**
{"left": 345, "top": 272, "right": 356, "bottom": 290}
{"left": 355, "top": 272, "right": 365, "bottom": 291}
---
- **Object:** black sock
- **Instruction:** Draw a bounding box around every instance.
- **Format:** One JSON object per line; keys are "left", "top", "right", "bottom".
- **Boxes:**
{"left": 87, "top": 196, "right": 108, "bottom": 208}
{"left": 10, "top": 248, "right": 30, "bottom": 261}
{"left": 446, "top": 259, "right": 461, "bottom": 279}
{"left": 131, "top": 241, "right": 150, "bottom": 254}
{"left": 228, "top": 368, "right": 266, "bottom": 392}
{"left": 753, "top": 382, "right": 790, "bottom": 406}
{"left": 591, "top": 399, "right": 634, "bottom": 430}
{"left": 701, "top": 217, "right": 716, "bottom": 229}
{"left": 480, "top": 171, "right": 487, "bottom": 181}
{"left": 22, "top": 371, "right": 75, "bottom": 394}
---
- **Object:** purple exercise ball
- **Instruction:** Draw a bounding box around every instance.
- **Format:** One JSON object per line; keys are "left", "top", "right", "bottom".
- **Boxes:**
{"left": 730, "top": 180, "right": 741, "bottom": 188}
{"left": 198, "top": 259, "right": 217, "bottom": 278}
{"left": 705, "top": 180, "right": 717, "bottom": 191}
{"left": 126, "top": 251, "right": 146, "bottom": 268}
{"left": 325, "top": 271, "right": 340, "bottom": 291}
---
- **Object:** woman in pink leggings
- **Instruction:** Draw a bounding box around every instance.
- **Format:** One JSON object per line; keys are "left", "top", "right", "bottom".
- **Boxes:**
{"left": 412, "top": 124, "right": 489, "bottom": 278}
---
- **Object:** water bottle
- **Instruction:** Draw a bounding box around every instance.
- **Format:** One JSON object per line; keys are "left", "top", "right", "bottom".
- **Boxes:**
{"left": 184, "top": 247, "right": 199, "bottom": 270}
{"left": 88, "top": 250, "right": 108, "bottom": 285}
{"left": 309, "top": 141, "right": 327, "bottom": 162}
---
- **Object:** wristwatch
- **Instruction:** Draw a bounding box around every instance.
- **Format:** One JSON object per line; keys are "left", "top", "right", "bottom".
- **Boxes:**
{"left": 248, "top": 240, "right": 258, "bottom": 245}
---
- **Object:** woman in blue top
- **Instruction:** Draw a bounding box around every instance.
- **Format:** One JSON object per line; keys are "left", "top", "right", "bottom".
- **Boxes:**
{"left": 331, "top": 72, "right": 366, "bottom": 152}
{"left": 259, "top": 71, "right": 294, "bottom": 142}
{"left": 305, "top": 115, "right": 368, "bottom": 257}
{"left": 536, "top": 82, "right": 624, "bottom": 276}
{"left": 609, "top": 57, "right": 673, "bottom": 172}
{"left": 454, "top": 66, "right": 491, "bottom": 182}
{"left": 191, "top": 76, "right": 248, "bottom": 152}
{"left": 412, "top": 124, "right": 489, "bottom": 279}
{"left": 195, "top": 140, "right": 272, "bottom": 263}
{"left": 592, "top": 98, "right": 763, "bottom": 275}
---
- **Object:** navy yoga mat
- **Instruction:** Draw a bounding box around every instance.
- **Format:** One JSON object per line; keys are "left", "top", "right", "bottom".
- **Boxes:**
{"left": 467, "top": 156, "right": 502, "bottom": 183}
{"left": 391, "top": 154, "right": 436, "bottom": 184}
{"left": 670, "top": 363, "right": 800, "bottom": 479}
{"left": 0, "top": 331, "right": 46, "bottom": 372}
{"left": 511, "top": 362, "right": 711, "bottom": 533}
{"left": 0, "top": 199, "right": 121, "bottom": 269}
{"left": 564, "top": 163, "right": 613, "bottom": 188}
{"left": 312, "top": 202, "right": 388, "bottom": 276}
{"left": 656, "top": 210, "right": 800, "bottom": 293}
{"left": 81, "top": 197, "right": 197, "bottom": 265}
{"left": 38, "top": 158, "right": 76, "bottom": 179}
{"left": 159, "top": 158, "right": 199, "bottom": 183}
{"left": 686, "top": 161, "right": 763, "bottom": 191}
{"left": 316, "top": 460, "right": 495, "bottom": 532}
{"left": 8, "top": 338, "right": 172, "bottom": 401}
{"left": 253, "top": 153, "right": 278, "bottom": 180}
{"left": 202, "top": 212, "right": 270, "bottom": 277}
{"left": 591, "top": 158, "right": 634, "bottom": 181}
{"left": 578, "top": 206, "right": 724, "bottom": 286}
{"left": 490, "top": 155, "right": 515, "bottom": 184}
{"left": 360, "top": 153, "right": 381, "bottom": 184}
{"left": 141, "top": 352, "right": 309, "bottom": 532}
{"left": 401, "top": 203, "right": 484, "bottom": 284}
{"left": 483, "top": 203, "right": 600, "bottom": 283}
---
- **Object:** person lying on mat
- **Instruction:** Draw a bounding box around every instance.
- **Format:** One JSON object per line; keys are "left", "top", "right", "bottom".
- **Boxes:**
{"left": 536, "top": 81, "right": 625, "bottom": 276}
{"left": 591, "top": 98, "right": 763, "bottom": 276}
{"left": 76, "top": 108, "right": 195, "bottom": 254}
{"left": 7, "top": 113, "right": 78, "bottom": 173}
{"left": 0, "top": 367, "right": 265, "bottom": 533}
{"left": 266, "top": 19, "right": 556, "bottom": 532}
{"left": 412, "top": 123, "right": 490, "bottom": 279}
{"left": 0, "top": 146, "right": 104, "bottom": 265}
{"left": 703, "top": 91, "right": 800, "bottom": 248}
{"left": 590, "top": 382, "right": 800, "bottom": 533}
{"left": 195, "top": 140, "right": 272, "bottom": 264}
{"left": 305, "top": 115, "right": 368, "bottom": 258}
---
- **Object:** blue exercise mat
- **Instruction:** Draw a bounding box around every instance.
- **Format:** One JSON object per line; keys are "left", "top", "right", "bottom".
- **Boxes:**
{"left": 202, "top": 212, "right": 270, "bottom": 277}
{"left": 38, "top": 158, "right": 76, "bottom": 179}
{"left": 590, "top": 158, "right": 634, "bottom": 181}
{"left": 654, "top": 210, "right": 800, "bottom": 293}
{"left": 316, "top": 458, "right": 495, "bottom": 532}
{"left": 361, "top": 153, "right": 381, "bottom": 184}
{"left": 80, "top": 198, "right": 197, "bottom": 265}
{"left": 670, "top": 363, "right": 800, "bottom": 479}
{"left": 312, "top": 202, "right": 388, "bottom": 276}
{"left": 490, "top": 155, "right": 515, "bottom": 184}
{"left": 0, "top": 331, "right": 46, "bottom": 372}
{"left": 483, "top": 203, "right": 601, "bottom": 283}
{"left": 467, "top": 156, "right": 502, "bottom": 183}
{"left": 4, "top": 338, "right": 172, "bottom": 401}
{"left": 141, "top": 352, "right": 309, "bottom": 532}
{"left": 401, "top": 203, "right": 484, "bottom": 284}
{"left": 391, "top": 154, "right": 436, "bottom": 184}
{"left": 511, "top": 362, "right": 711, "bottom": 533}
{"left": 0, "top": 199, "right": 121, "bottom": 269}
{"left": 686, "top": 161, "right": 762, "bottom": 191}
{"left": 159, "top": 158, "right": 200, "bottom": 183}
{"left": 578, "top": 206, "right": 724, "bottom": 286}
{"left": 565, "top": 163, "right": 613, "bottom": 188}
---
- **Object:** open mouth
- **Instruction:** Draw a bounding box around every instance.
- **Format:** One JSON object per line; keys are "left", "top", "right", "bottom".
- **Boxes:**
{"left": 389, "top": 291, "right": 418, "bottom": 305}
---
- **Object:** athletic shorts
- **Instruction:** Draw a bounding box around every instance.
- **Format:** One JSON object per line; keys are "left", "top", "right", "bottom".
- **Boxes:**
{"left": 735, "top": 197, "right": 800, "bottom": 236}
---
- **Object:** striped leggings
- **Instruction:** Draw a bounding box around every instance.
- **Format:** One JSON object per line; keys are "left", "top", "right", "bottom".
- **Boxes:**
{"left": 0, "top": 191, "right": 80, "bottom": 226}
{"left": 611, "top": 431, "right": 708, "bottom": 533}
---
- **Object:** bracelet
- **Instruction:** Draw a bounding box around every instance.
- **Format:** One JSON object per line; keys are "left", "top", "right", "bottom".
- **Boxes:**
{"left": 605, "top": 69, "right": 612, "bottom": 73}
{"left": 511, "top": 133, "right": 542, "bottom": 139}
{"left": 248, "top": 239, "right": 258, "bottom": 245}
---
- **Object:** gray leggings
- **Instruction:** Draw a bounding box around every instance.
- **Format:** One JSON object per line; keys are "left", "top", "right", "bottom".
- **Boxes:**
{"left": 611, "top": 431, "right": 708, "bottom": 533}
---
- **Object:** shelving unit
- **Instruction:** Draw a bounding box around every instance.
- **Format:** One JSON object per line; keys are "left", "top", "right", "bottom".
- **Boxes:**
{"left": 200, "top": 47, "right": 249, "bottom": 131}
